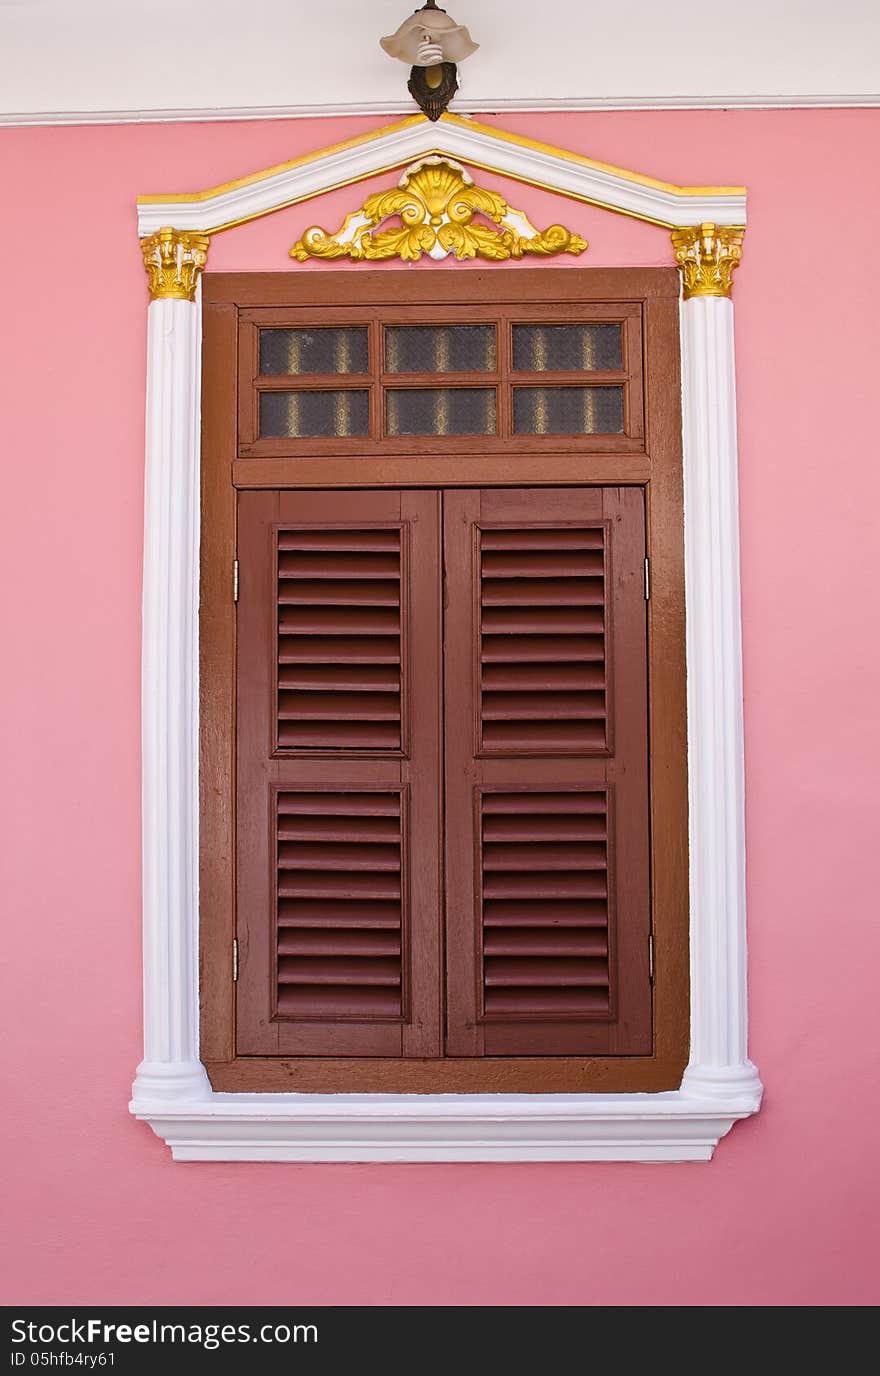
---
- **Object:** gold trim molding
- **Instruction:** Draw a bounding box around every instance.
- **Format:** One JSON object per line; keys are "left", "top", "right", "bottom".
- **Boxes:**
{"left": 290, "top": 157, "right": 587, "bottom": 264}
{"left": 141, "top": 227, "right": 210, "bottom": 301}
{"left": 671, "top": 223, "right": 745, "bottom": 299}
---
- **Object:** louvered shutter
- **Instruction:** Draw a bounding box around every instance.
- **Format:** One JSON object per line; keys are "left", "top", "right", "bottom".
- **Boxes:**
{"left": 235, "top": 489, "right": 442, "bottom": 1057}
{"left": 444, "top": 487, "right": 652, "bottom": 1056}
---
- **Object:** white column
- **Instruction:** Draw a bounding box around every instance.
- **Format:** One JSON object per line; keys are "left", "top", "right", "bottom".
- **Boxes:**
{"left": 132, "top": 231, "right": 211, "bottom": 1105}
{"left": 676, "top": 269, "right": 762, "bottom": 1107}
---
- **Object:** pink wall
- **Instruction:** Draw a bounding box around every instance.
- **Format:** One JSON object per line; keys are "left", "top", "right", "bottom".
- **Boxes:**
{"left": 2, "top": 109, "right": 878, "bottom": 1307}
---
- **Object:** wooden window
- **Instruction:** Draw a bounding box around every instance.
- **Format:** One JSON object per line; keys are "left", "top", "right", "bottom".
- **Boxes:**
{"left": 201, "top": 269, "right": 688, "bottom": 1094}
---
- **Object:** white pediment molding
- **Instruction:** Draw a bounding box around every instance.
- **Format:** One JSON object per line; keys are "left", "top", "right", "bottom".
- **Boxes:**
{"left": 136, "top": 112, "right": 747, "bottom": 237}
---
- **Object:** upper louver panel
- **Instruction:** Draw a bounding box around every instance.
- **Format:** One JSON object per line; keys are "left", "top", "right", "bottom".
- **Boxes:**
{"left": 276, "top": 526, "right": 404, "bottom": 752}
{"left": 479, "top": 525, "right": 609, "bottom": 755}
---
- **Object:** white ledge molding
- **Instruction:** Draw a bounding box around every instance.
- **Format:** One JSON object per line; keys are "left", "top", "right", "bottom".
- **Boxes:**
{"left": 5, "top": 93, "right": 880, "bottom": 129}
{"left": 131, "top": 115, "right": 762, "bottom": 1162}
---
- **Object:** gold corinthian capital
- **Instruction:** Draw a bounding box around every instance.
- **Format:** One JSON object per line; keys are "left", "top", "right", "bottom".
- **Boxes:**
{"left": 671, "top": 223, "right": 745, "bottom": 299}
{"left": 141, "top": 227, "right": 210, "bottom": 301}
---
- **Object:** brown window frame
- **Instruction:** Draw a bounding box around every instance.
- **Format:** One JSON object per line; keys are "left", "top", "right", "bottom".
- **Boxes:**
{"left": 200, "top": 267, "right": 689, "bottom": 1094}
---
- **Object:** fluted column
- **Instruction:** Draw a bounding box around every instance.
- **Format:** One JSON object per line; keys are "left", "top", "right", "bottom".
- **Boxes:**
{"left": 131, "top": 229, "right": 212, "bottom": 1104}
{"left": 673, "top": 224, "right": 762, "bottom": 1106}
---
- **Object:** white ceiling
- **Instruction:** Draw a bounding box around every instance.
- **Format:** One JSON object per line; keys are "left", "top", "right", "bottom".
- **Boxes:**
{"left": 0, "top": 0, "right": 877, "bottom": 123}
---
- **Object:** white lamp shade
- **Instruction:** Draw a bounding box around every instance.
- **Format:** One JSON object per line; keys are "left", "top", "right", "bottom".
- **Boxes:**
{"left": 380, "top": 10, "right": 479, "bottom": 66}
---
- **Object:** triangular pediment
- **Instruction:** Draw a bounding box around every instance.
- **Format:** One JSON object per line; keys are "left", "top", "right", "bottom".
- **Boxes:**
{"left": 136, "top": 113, "right": 746, "bottom": 238}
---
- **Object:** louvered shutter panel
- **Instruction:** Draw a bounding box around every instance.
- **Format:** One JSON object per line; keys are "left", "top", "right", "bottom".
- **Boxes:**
{"left": 479, "top": 527, "right": 608, "bottom": 753}
{"left": 480, "top": 789, "right": 612, "bottom": 1019}
{"left": 275, "top": 789, "right": 404, "bottom": 1019}
{"left": 235, "top": 490, "right": 442, "bottom": 1057}
{"left": 276, "top": 527, "right": 403, "bottom": 751}
{"left": 444, "top": 487, "right": 652, "bottom": 1056}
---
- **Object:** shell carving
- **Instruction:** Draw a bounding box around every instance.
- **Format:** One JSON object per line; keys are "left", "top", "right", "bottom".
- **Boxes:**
{"left": 291, "top": 158, "right": 588, "bottom": 265}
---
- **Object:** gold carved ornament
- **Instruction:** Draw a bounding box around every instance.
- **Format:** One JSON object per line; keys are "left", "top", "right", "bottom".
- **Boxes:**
{"left": 671, "top": 222, "right": 745, "bottom": 299}
{"left": 291, "top": 157, "right": 587, "bottom": 264}
{"left": 141, "top": 227, "right": 210, "bottom": 301}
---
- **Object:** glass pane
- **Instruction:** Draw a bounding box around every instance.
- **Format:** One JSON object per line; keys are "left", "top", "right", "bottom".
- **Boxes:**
{"left": 260, "top": 391, "right": 370, "bottom": 438}
{"left": 385, "top": 326, "right": 496, "bottom": 374}
{"left": 513, "top": 387, "right": 624, "bottom": 435}
{"left": 260, "top": 328, "right": 369, "bottom": 376}
{"left": 386, "top": 388, "right": 496, "bottom": 436}
{"left": 512, "top": 324, "right": 622, "bottom": 373}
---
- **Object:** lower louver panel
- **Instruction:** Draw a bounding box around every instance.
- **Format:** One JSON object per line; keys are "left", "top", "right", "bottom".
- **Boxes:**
{"left": 480, "top": 790, "right": 612, "bottom": 1021}
{"left": 275, "top": 790, "right": 404, "bottom": 1020}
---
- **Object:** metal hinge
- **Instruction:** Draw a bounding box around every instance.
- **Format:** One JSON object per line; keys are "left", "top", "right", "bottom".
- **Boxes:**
{"left": 644, "top": 557, "right": 651, "bottom": 601}
{"left": 232, "top": 937, "right": 239, "bottom": 983}
{"left": 648, "top": 934, "right": 655, "bottom": 984}
{"left": 233, "top": 559, "right": 239, "bottom": 603}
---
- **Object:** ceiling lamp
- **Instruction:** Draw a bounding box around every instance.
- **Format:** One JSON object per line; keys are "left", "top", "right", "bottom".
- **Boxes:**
{"left": 380, "top": 1, "right": 479, "bottom": 122}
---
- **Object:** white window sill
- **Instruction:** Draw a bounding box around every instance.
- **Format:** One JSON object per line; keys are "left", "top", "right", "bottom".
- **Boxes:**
{"left": 131, "top": 1077, "right": 763, "bottom": 1162}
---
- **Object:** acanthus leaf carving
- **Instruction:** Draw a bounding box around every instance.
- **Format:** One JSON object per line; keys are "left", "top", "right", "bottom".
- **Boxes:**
{"left": 290, "top": 157, "right": 588, "bottom": 265}
{"left": 141, "top": 227, "right": 210, "bottom": 301}
{"left": 671, "top": 222, "right": 745, "bottom": 299}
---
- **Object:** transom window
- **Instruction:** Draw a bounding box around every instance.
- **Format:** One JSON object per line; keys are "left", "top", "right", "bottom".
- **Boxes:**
{"left": 240, "top": 304, "right": 642, "bottom": 451}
